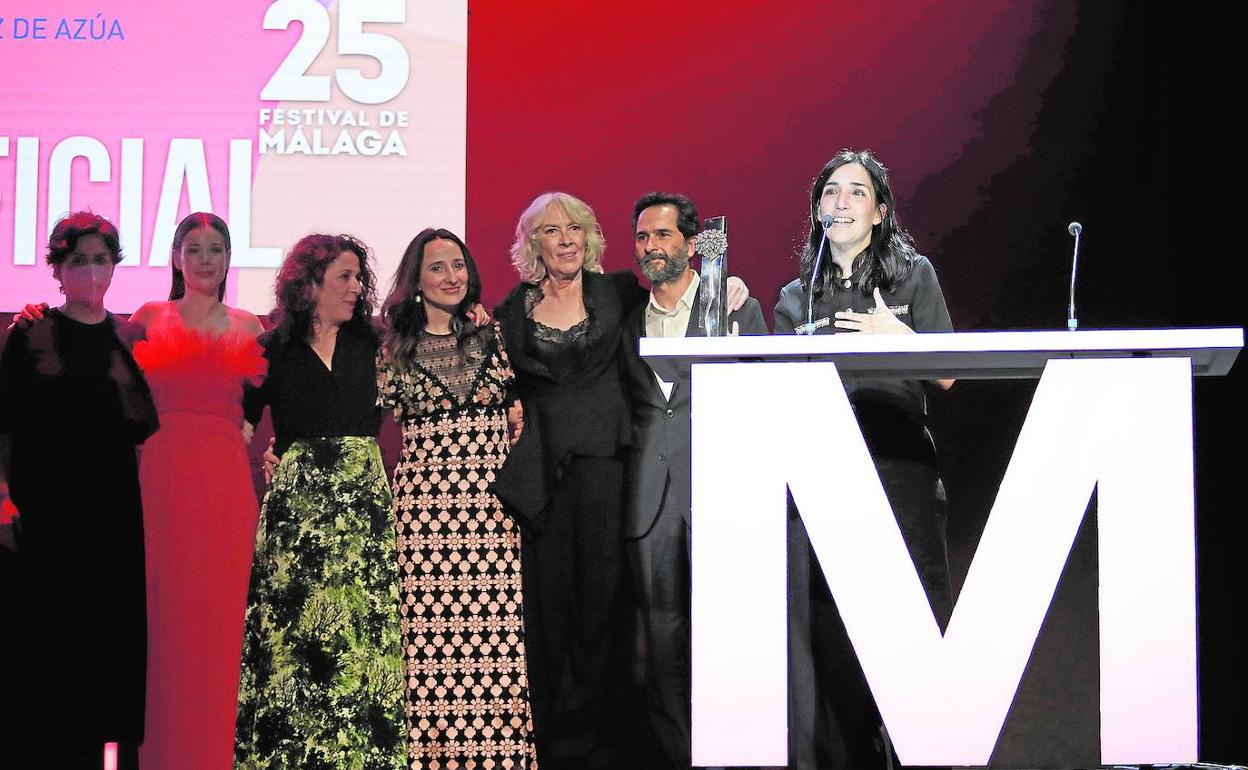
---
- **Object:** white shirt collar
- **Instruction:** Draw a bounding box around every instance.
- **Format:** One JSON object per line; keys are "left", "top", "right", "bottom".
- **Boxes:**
{"left": 647, "top": 270, "right": 700, "bottom": 317}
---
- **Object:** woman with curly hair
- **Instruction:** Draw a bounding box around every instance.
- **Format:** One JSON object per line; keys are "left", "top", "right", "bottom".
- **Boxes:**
{"left": 234, "top": 234, "right": 405, "bottom": 770}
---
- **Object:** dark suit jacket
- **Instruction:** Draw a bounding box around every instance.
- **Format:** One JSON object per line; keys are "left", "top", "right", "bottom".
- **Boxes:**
{"left": 620, "top": 282, "right": 767, "bottom": 540}
{"left": 492, "top": 270, "right": 647, "bottom": 529}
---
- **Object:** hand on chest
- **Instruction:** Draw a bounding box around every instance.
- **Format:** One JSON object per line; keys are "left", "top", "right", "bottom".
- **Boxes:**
{"left": 814, "top": 284, "right": 916, "bottom": 335}
{"left": 827, "top": 283, "right": 908, "bottom": 313}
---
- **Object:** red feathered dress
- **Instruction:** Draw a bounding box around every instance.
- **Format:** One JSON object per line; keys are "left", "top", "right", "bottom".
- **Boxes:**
{"left": 131, "top": 313, "right": 265, "bottom": 770}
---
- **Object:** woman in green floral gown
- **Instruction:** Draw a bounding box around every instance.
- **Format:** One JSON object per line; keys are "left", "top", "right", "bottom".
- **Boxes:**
{"left": 235, "top": 234, "right": 405, "bottom": 770}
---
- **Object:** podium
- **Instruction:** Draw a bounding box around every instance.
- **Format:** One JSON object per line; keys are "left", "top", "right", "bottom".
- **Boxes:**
{"left": 639, "top": 328, "right": 1243, "bottom": 768}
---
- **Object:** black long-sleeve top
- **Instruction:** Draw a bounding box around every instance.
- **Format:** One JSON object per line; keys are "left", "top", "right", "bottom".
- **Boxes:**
{"left": 0, "top": 309, "right": 156, "bottom": 742}
{"left": 243, "top": 320, "right": 382, "bottom": 455}
{"left": 774, "top": 254, "right": 953, "bottom": 459}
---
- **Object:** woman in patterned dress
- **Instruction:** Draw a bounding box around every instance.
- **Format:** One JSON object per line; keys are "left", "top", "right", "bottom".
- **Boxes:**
{"left": 235, "top": 234, "right": 406, "bottom": 770}
{"left": 377, "top": 228, "right": 537, "bottom": 769}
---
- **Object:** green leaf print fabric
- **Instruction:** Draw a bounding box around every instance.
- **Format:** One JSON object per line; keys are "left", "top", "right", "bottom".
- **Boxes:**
{"left": 234, "top": 437, "right": 405, "bottom": 770}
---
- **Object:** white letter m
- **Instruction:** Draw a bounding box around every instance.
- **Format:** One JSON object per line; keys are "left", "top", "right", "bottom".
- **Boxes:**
{"left": 690, "top": 358, "right": 1197, "bottom": 767}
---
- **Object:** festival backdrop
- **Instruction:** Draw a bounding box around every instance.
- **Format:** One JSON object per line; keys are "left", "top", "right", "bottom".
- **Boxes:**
{"left": 2, "top": 0, "right": 1243, "bottom": 763}
{"left": 0, "top": 0, "right": 467, "bottom": 311}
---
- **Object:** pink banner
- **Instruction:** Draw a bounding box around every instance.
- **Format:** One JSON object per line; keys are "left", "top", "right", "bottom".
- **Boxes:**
{"left": 0, "top": 0, "right": 466, "bottom": 312}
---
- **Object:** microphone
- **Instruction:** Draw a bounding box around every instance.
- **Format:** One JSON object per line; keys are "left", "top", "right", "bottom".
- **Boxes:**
{"left": 801, "top": 214, "right": 836, "bottom": 334}
{"left": 1066, "top": 221, "right": 1082, "bottom": 331}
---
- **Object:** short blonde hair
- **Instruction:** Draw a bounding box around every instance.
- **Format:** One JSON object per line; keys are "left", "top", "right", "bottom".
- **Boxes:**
{"left": 509, "top": 191, "right": 606, "bottom": 284}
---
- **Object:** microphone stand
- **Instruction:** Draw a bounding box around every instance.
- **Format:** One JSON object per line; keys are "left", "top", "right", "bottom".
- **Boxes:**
{"left": 1067, "top": 221, "right": 1083, "bottom": 331}
{"left": 803, "top": 217, "right": 833, "bottom": 334}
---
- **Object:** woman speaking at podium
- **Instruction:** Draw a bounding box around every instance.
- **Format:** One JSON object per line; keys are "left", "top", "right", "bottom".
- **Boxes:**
{"left": 774, "top": 148, "right": 955, "bottom": 769}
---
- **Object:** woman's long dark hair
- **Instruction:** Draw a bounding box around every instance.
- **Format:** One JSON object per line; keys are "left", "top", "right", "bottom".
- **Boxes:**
{"left": 169, "top": 212, "right": 230, "bottom": 301}
{"left": 382, "top": 228, "right": 486, "bottom": 373}
{"left": 800, "top": 148, "right": 918, "bottom": 298}
{"left": 270, "top": 233, "right": 377, "bottom": 343}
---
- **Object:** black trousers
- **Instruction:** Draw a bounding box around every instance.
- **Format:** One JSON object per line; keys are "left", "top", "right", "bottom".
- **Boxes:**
{"left": 625, "top": 476, "right": 692, "bottom": 770}
{"left": 522, "top": 455, "right": 638, "bottom": 770}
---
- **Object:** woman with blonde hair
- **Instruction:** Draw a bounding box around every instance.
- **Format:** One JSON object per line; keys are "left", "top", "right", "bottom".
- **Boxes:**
{"left": 494, "top": 191, "right": 748, "bottom": 768}
{"left": 493, "top": 191, "right": 644, "bottom": 769}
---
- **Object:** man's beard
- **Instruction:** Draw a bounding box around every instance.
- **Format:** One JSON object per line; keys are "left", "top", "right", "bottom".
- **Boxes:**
{"left": 639, "top": 251, "right": 688, "bottom": 284}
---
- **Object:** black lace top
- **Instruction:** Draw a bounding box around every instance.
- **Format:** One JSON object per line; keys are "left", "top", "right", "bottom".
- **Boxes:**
{"left": 522, "top": 284, "right": 593, "bottom": 383}
{"left": 491, "top": 270, "right": 648, "bottom": 524}
{"left": 376, "top": 326, "right": 513, "bottom": 416}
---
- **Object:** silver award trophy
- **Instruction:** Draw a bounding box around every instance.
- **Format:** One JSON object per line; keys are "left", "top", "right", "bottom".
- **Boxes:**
{"left": 699, "top": 216, "right": 728, "bottom": 336}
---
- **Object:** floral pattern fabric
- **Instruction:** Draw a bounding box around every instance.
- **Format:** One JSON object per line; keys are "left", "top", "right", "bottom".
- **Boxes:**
{"left": 376, "top": 327, "right": 537, "bottom": 770}
{"left": 234, "top": 436, "right": 405, "bottom": 770}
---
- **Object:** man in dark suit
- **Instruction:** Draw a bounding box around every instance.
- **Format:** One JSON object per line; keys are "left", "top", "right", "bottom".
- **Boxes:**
{"left": 620, "top": 192, "right": 768, "bottom": 769}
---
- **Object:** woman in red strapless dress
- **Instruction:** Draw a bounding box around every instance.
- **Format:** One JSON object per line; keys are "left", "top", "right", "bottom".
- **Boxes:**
{"left": 130, "top": 213, "right": 265, "bottom": 770}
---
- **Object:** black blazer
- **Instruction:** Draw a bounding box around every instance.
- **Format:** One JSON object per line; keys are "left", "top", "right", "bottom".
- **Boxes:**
{"left": 620, "top": 283, "right": 767, "bottom": 540}
{"left": 492, "top": 269, "right": 647, "bottom": 528}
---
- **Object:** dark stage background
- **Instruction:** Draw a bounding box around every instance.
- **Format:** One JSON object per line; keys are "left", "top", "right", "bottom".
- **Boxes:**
{"left": 3, "top": 0, "right": 1243, "bottom": 764}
